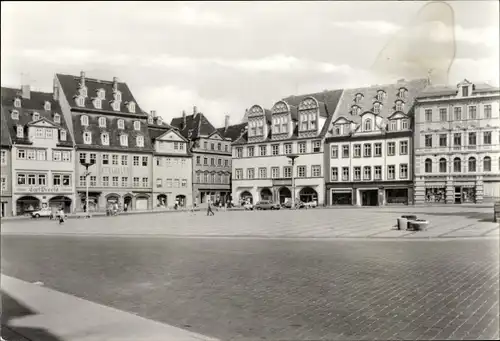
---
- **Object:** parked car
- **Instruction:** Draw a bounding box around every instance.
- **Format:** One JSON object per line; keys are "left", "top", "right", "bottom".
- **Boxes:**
{"left": 254, "top": 200, "right": 281, "bottom": 210}
{"left": 243, "top": 202, "right": 254, "bottom": 210}
{"left": 282, "top": 201, "right": 305, "bottom": 209}
{"left": 303, "top": 201, "right": 318, "bottom": 209}
{"left": 31, "top": 207, "right": 53, "bottom": 219}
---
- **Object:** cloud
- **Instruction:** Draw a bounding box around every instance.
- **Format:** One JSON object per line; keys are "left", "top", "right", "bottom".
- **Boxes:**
{"left": 331, "top": 20, "right": 401, "bottom": 35}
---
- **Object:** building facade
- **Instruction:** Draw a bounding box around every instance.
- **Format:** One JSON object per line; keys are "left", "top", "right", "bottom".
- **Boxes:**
{"left": 55, "top": 72, "right": 154, "bottom": 212}
{"left": 231, "top": 90, "right": 343, "bottom": 206}
{"left": 324, "top": 79, "right": 428, "bottom": 206}
{"left": 1, "top": 106, "right": 13, "bottom": 217}
{"left": 414, "top": 79, "right": 500, "bottom": 204}
{"left": 1, "top": 86, "right": 76, "bottom": 216}
{"left": 171, "top": 108, "right": 232, "bottom": 205}
{"left": 148, "top": 111, "right": 193, "bottom": 208}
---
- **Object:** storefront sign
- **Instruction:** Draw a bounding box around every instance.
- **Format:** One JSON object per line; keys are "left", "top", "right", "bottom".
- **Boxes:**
{"left": 101, "top": 167, "right": 129, "bottom": 175}
{"left": 17, "top": 186, "right": 68, "bottom": 193}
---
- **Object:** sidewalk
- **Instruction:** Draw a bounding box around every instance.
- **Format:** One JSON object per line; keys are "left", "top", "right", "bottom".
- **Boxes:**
{"left": 1, "top": 275, "right": 218, "bottom": 341}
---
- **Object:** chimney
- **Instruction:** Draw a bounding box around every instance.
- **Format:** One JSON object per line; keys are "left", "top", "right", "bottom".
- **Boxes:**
{"left": 193, "top": 105, "right": 198, "bottom": 117}
{"left": 21, "top": 84, "right": 31, "bottom": 99}
{"left": 225, "top": 115, "right": 230, "bottom": 131}
{"left": 53, "top": 77, "right": 59, "bottom": 101}
{"left": 182, "top": 110, "right": 187, "bottom": 128}
{"left": 150, "top": 110, "right": 156, "bottom": 117}
{"left": 113, "top": 77, "right": 119, "bottom": 92}
{"left": 80, "top": 71, "right": 86, "bottom": 87}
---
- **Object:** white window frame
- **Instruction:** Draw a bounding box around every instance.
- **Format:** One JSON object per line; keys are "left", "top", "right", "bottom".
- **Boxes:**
{"left": 16, "top": 125, "right": 23, "bottom": 138}
{"left": 117, "top": 119, "right": 125, "bottom": 129}
{"left": 133, "top": 121, "right": 140, "bottom": 131}
{"left": 11, "top": 110, "right": 19, "bottom": 120}
{"left": 83, "top": 131, "right": 92, "bottom": 144}
{"left": 136, "top": 136, "right": 144, "bottom": 147}
{"left": 98, "top": 89, "right": 105, "bottom": 99}
{"left": 54, "top": 113, "right": 61, "bottom": 124}
{"left": 60, "top": 130, "right": 67, "bottom": 141}
{"left": 112, "top": 101, "right": 120, "bottom": 111}
{"left": 32, "top": 112, "right": 40, "bottom": 121}
{"left": 14, "top": 98, "right": 21, "bottom": 108}
{"left": 120, "top": 134, "right": 128, "bottom": 147}
{"left": 98, "top": 117, "right": 106, "bottom": 128}
{"left": 128, "top": 102, "right": 136, "bottom": 113}
{"left": 94, "top": 99, "right": 102, "bottom": 109}
{"left": 81, "top": 115, "right": 89, "bottom": 126}
{"left": 76, "top": 97, "right": 85, "bottom": 107}
{"left": 101, "top": 133, "right": 109, "bottom": 145}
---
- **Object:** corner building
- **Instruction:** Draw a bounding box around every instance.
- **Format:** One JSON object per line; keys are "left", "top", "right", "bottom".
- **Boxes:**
{"left": 231, "top": 90, "right": 343, "bottom": 206}
{"left": 324, "top": 79, "right": 428, "bottom": 206}
{"left": 414, "top": 79, "right": 500, "bottom": 204}
{"left": 55, "top": 72, "right": 154, "bottom": 211}
{"left": 1, "top": 106, "right": 13, "bottom": 217}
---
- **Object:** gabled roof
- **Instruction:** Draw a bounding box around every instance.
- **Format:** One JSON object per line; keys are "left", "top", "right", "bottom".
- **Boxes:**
{"left": 27, "top": 116, "right": 59, "bottom": 127}
{"left": 283, "top": 89, "right": 344, "bottom": 119}
{"left": 1, "top": 86, "right": 73, "bottom": 147}
{"left": 170, "top": 113, "right": 217, "bottom": 140}
{"left": 1, "top": 106, "right": 12, "bottom": 147}
{"left": 216, "top": 122, "right": 247, "bottom": 142}
{"left": 419, "top": 81, "right": 500, "bottom": 97}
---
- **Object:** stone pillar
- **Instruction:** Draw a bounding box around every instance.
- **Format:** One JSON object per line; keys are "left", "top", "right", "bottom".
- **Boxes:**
{"left": 407, "top": 186, "right": 414, "bottom": 205}
{"left": 476, "top": 175, "right": 484, "bottom": 203}
{"left": 131, "top": 196, "right": 137, "bottom": 210}
{"left": 414, "top": 176, "right": 426, "bottom": 204}
{"left": 445, "top": 176, "right": 454, "bottom": 204}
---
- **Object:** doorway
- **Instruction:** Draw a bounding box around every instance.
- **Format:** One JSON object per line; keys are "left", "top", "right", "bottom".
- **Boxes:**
{"left": 454, "top": 186, "right": 462, "bottom": 204}
{"left": 360, "top": 190, "right": 378, "bottom": 206}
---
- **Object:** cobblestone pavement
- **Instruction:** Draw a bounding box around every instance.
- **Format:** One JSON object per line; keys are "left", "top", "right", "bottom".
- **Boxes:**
{"left": 2, "top": 235, "right": 499, "bottom": 340}
{"left": 1, "top": 205, "right": 498, "bottom": 239}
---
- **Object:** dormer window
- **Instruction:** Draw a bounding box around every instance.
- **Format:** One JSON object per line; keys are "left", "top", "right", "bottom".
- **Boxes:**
{"left": 81, "top": 115, "right": 89, "bottom": 126}
{"left": 16, "top": 125, "right": 23, "bottom": 138}
{"left": 351, "top": 105, "right": 359, "bottom": 116}
{"left": 133, "top": 121, "right": 140, "bottom": 130}
{"left": 364, "top": 118, "right": 372, "bottom": 131}
{"left": 157, "top": 116, "right": 163, "bottom": 125}
{"left": 97, "top": 89, "right": 105, "bottom": 99}
{"left": 114, "top": 91, "right": 122, "bottom": 102}
{"left": 14, "top": 98, "right": 21, "bottom": 108}
{"left": 389, "top": 120, "right": 397, "bottom": 131}
{"left": 101, "top": 132, "right": 109, "bottom": 145}
{"left": 120, "top": 134, "right": 128, "bottom": 147}
{"left": 54, "top": 113, "right": 61, "bottom": 124}
{"left": 398, "top": 88, "right": 407, "bottom": 99}
{"left": 83, "top": 131, "right": 92, "bottom": 144}
{"left": 136, "top": 135, "right": 144, "bottom": 147}
{"left": 376, "top": 90, "right": 385, "bottom": 102}
{"left": 98, "top": 117, "right": 106, "bottom": 128}
{"left": 395, "top": 101, "right": 404, "bottom": 112}
{"left": 44, "top": 101, "right": 51, "bottom": 111}
{"left": 373, "top": 103, "right": 381, "bottom": 114}
{"left": 79, "top": 87, "right": 88, "bottom": 97}
{"left": 354, "top": 93, "right": 363, "bottom": 103}
{"left": 462, "top": 86, "right": 469, "bottom": 97}
{"left": 60, "top": 130, "right": 67, "bottom": 141}
{"left": 32, "top": 112, "right": 40, "bottom": 121}
{"left": 147, "top": 116, "right": 153, "bottom": 124}
{"left": 76, "top": 97, "right": 85, "bottom": 107}
{"left": 273, "top": 117, "right": 280, "bottom": 134}
{"left": 333, "top": 125, "right": 341, "bottom": 135}
{"left": 112, "top": 101, "right": 120, "bottom": 111}
{"left": 401, "top": 119, "right": 409, "bottom": 130}
{"left": 94, "top": 98, "right": 102, "bottom": 109}
{"left": 128, "top": 102, "right": 136, "bottom": 113}
{"left": 117, "top": 119, "right": 125, "bottom": 129}
{"left": 11, "top": 110, "right": 19, "bottom": 120}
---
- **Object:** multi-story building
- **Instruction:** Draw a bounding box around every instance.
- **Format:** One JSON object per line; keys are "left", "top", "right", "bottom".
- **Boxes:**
{"left": 324, "top": 79, "right": 428, "bottom": 206}
{"left": 1, "top": 85, "right": 76, "bottom": 215}
{"left": 414, "top": 79, "right": 500, "bottom": 204}
{"left": 170, "top": 108, "right": 232, "bottom": 205}
{"left": 231, "top": 90, "right": 343, "bottom": 205}
{"left": 147, "top": 110, "right": 193, "bottom": 208}
{"left": 54, "top": 72, "right": 154, "bottom": 211}
{"left": 1, "top": 106, "right": 13, "bottom": 217}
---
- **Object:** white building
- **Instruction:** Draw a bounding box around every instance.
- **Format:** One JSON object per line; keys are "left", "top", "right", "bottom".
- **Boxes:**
{"left": 414, "top": 79, "right": 500, "bottom": 204}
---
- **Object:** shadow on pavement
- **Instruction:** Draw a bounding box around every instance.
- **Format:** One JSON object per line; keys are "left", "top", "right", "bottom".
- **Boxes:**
{"left": 1, "top": 290, "right": 64, "bottom": 341}
{"left": 375, "top": 209, "right": 494, "bottom": 223}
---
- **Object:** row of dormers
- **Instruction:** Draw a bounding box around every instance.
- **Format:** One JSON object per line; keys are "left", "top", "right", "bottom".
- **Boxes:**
{"left": 350, "top": 100, "right": 405, "bottom": 115}
{"left": 80, "top": 115, "right": 142, "bottom": 131}
{"left": 11, "top": 110, "right": 62, "bottom": 124}
{"left": 353, "top": 87, "right": 408, "bottom": 104}
{"left": 82, "top": 131, "right": 145, "bottom": 147}
{"left": 330, "top": 116, "right": 410, "bottom": 136}
{"left": 12, "top": 98, "right": 52, "bottom": 111}
{"left": 74, "top": 95, "right": 135, "bottom": 112}
{"left": 15, "top": 124, "right": 68, "bottom": 141}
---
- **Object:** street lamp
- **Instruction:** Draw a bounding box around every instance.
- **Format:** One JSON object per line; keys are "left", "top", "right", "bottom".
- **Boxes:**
{"left": 286, "top": 154, "right": 299, "bottom": 209}
{"left": 80, "top": 158, "right": 96, "bottom": 217}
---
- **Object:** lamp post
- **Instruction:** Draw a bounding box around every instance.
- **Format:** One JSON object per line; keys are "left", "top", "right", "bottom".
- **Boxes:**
{"left": 287, "top": 154, "right": 299, "bottom": 209}
{"left": 80, "top": 159, "right": 95, "bottom": 217}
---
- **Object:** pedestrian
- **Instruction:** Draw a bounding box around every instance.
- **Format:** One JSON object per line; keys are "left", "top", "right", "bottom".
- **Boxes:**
{"left": 207, "top": 199, "right": 214, "bottom": 216}
{"left": 58, "top": 206, "right": 65, "bottom": 224}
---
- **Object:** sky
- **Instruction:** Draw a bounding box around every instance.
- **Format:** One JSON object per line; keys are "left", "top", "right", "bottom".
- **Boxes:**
{"left": 1, "top": 1, "right": 498, "bottom": 127}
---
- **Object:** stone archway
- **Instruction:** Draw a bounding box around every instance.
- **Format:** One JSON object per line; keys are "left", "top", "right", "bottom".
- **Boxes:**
{"left": 279, "top": 187, "right": 291, "bottom": 204}
{"left": 49, "top": 196, "right": 72, "bottom": 213}
{"left": 240, "top": 191, "right": 253, "bottom": 204}
{"left": 123, "top": 194, "right": 133, "bottom": 212}
{"left": 260, "top": 188, "right": 273, "bottom": 201}
{"left": 156, "top": 194, "right": 167, "bottom": 208}
{"left": 16, "top": 196, "right": 40, "bottom": 216}
{"left": 299, "top": 187, "right": 318, "bottom": 203}
{"left": 175, "top": 195, "right": 186, "bottom": 207}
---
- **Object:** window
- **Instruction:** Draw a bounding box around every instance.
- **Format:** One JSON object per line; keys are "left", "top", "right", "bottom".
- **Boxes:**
{"left": 247, "top": 168, "right": 255, "bottom": 179}
{"left": 117, "top": 119, "right": 125, "bottom": 129}
{"left": 60, "top": 130, "right": 67, "bottom": 141}
{"left": 331, "top": 167, "right": 338, "bottom": 181}
{"left": 353, "top": 167, "right": 361, "bottom": 181}
{"left": 204, "top": 141, "right": 208, "bottom": 149}
{"left": 483, "top": 132, "right": 492, "bottom": 145}
{"left": 45, "top": 129, "right": 53, "bottom": 139}
{"left": 133, "top": 156, "right": 139, "bottom": 166}
{"left": 468, "top": 132, "right": 476, "bottom": 146}
{"left": 17, "top": 173, "right": 26, "bottom": 185}
{"left": 97, "top": 89, "right": 105, "bottom": 99}
{"left": 112, "top": 102, "right": 120, "bottom": 111}
{"left": 271, "top": 167, "right": 279, "bottom": 178}
{"left": 298, "top": 142, "right": 306, "bottom": 154}
{"left": 37, "top": 150, "right": 46, "bottom": 161}
{"left": 102, "top": 154, "right": 109, "bottom": 165}
{"left": 53, "top": 151, "right": 62, "bottom": 161}
{"left": 121, "top": 155, "right": 128, "bottom": 166}
{"left": 351, "top": 144, "right": 360, "bottom": 158}
{"left": 462, "top": 86, "right": 469, "bottom": 97}
{"left": 211, "top": 143, "right": 214, "bottom": 150}
{"left": 373, "top": 103, "right": 381, "bottom": 114}
{"left": 79, "top": 152, "right": 87, "bottom": 164}
{"left": 224, "top": 159, "right": 229, "bottom": 167}
{"left": 128, "top": 102, "right": 136, "bottom": 113}
{"left": 142, "top": 177, "right": 148, "bottom": 187}
{"left": 121, "top": 177, "right": 128, "bottom": 187}
{"left": 111, "top": 154, "right": 118, "bottom": 165}
{"left": 439, "top": 134, "right": 447, "bottom": 147}
{"left": 62, "top": 151, "right": 71, "bottom": 162}
{"left": 483, "top": 157, "right": 491, "bottom": 172}
{"left": 79, "top": 176, "right": 86, "bottom": 187}
{"left": 11, "top": 110, "right": 19, "bottom": 120}
{"left": 387, "top": 142, "right": 395, "bottom": 156}
{"left": 17, "top": 149, "right": 26, "bottom": 160}
{"left": 260, "top": 145, "right": 267, "bottom": 156}
{"left": 80, "top": 87, "right": 87, "bottom": 97}
{"left": 342, "top": 145, "right": 349, "bottom": 158}
{"left": 133, "top": 177, "right": 140, "bottom": 187}
{"left": 297, "top": 166, "right": 306, "bottom": 178}
{"left": 387, "top": 165, "right": 395, "bottom": 180}
{"left": 83, "top": 132, "right": 92, "bottom": 144}
{"left": 425, "top": 159, "right": 432, "bottom": 173}
{"left": 272, "top": 144, "right": 279, "bottom": 156}
{"left": 81, "top": 115, "right": 89, "bottom": 126}
{"left": 101, "top": 133, "right": 109, "bottom": 145}
{"left": 377, "top": 90, "right": 385, "bottom": 101}
{"left": 425, "top": 109, "right": 432, "bottom": 122}
{"left": 283, "top": 166, "right": 292, "bottom": 178}
{"left": 36, "top": 128, "right": 44, "bottom": 138}
{"left": 54, "top": 113, "right": 60, "bottom": 123}
{"left": 14, "top": 98, "right": 21, "bottom": 108}
{"left": 313, "top": 140, "right": 321, "bottom": 153}
{"left": 53, "top": 174, "right": 61, "bottom": 186}
{"left": 27, "top": 150, "right": 35, "bottom": 160}
{"left": 181, "top": 179, "right": 187, "bottom": 188}
{"left": 398, "top": 88, "right": 407, "bottom": 99}
{"left": 88, "top": 176, "right": 96, "bottom": 187}
{"left": 364, "top": 119, "right": 372, "bottom": 131}
{"left": 355, "top": 93, "right": 363, "bottom": 103}
{"left": 468, "top": 157, "right": 476, "bottom": 172}
{"left": 98, "top": 117, "right": 106, "bottom": 128}
{"left": 135, "top": 136, "right": 144, "bottom": 147}
{"left": 235, "top": 169, "right": 243, "bottom": 180}
{"left": 374, "top": 143, "right": 382, "bottom": 157}
{"left": 399, "top": 164, "right": 408, "bottom": 179}
{"left": 439, "top": 158, "right": 447, "bottom": 173}
{"left": 142, "top": 156, "right": 148, "bottom": 166}
{"left": 284, "top": 144, "right": 292, "bottom": 154}
{"left": 173, "top": 142, "right": 179, "bottom": 151}
{"left": 225, "top": 145, "right": 229, "bottom": 152}
{"left": 331, "top": 146, "right": 338, "bottom": 158}
{"left": 401, "top": 119, "right": 409, "bottom": 130}
{"left": 217, "top": 158, "right": 222, "bottom": 167}
{"left": 99, "top": 176, "right": 108, "bottom": 187}
{"left": 0, "top": 150, "right": 5, "bottom": 165}
{"left": 16, "top": 125, "right": 23, "bottom": 138}
{"left": 453, "top": 158, "right": 461, "bottom": 172}
{"left": 389, "top": 120, "right": 397, "bottom": 131}
{"left": 468, "top": 106, "right": 477, "bottom": 119}
{"left": 62, "top": 175, "right": 70, "bottom": 186}
{"left": 395, "top": 101, "right": 404, "bottom": 112}
{"left": 374, "top": 166, "right": 382, "bottom": 180}
{"left": 342, "top": 167, "right": 349, "bottom": 181}
{"left": 248, "top": 146, "right": 255, "bottom": 157}
{"left": 236, "top": 148, "right": 243, "bottom": 158}
{"left": 454, "top": 133, "right": 462, "bottom": 146}
{"left": 38, "top": 174, "right": 46, "bottom": 185}
{"left": 120, "top": 134, "right": 128, "bottom": 146}
{"left": 425, "top": 135, "right": 432, "bottom": 148}
{"left": 484, "top": 104, "right": 492, "bottom": 119}
{"left": 112, "top": 176, "right": 119, "bottom": 187}
{"left": 27, "top": 174, "right": 36, "bottom": 185}
{"left": 399, "top": 141, "right": 408, "bottom": 155}
{"left": 203, "top": 157, "right": 208, "bottom": 165}
{"left": 210, "top": 158, "right": 215, "bottom": 166}
{"left": 32, "top": 112, "right": 40, "bottom": 121}
{"left": 195, "top": 156, "right": 201, "bottom": 165}
{"left": 439, "top": 108, "right": 447, "bottom": 122}
{"left": 196, "top": 173, "right": 201, "bottom": 183}
{"left": 93, "top": 99, "right": 102, "bottom": 109}
{"left": 363, "top": 166, "right": 371, "bottom": 180}
{"left": 259, "top": 167, "right": 267, "bottom": 179}
{"left": 363, "top": 143, "right": 371, "bottom": 157}
{"left": 312, "top": 165, "right": 321, "bottom": 177}
{"left": 454, "top": 107, "right": 462, "bottom": 121}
